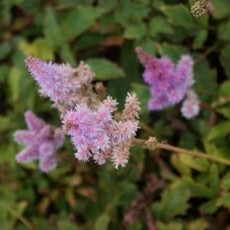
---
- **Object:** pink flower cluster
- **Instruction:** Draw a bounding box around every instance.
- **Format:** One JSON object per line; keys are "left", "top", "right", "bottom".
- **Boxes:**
{"left": 25, "top": 56, "right": 94, "bottom": 111}
{"left": 136, "top": 47, "right": 200, "bottom": 119}
{"left": 14, "top": 111, "right": 64, "bottom": 172}
{"left": 14, "top": 56, "right": 141, "bottom": 171}
{"left": 62, "top": 93, "right": 140, "bottom": 168}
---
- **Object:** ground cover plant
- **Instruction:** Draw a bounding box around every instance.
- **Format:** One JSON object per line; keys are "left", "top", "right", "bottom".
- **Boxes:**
{"left": 1, "top": 0, "right": 230, "bottom": 229}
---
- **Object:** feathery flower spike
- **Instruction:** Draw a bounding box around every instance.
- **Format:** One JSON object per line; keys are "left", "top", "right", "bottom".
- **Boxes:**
{"left": 62, "top": 93, "right": 140, "bottom": 168}
{"left": 25, "top": 56, "right": 95, "bottom": 112}
{"left": 14, "top": 111, "right": 64, "bottom": 172}
{"left": 136, "top": 47, "right": 199, "bottom": 119}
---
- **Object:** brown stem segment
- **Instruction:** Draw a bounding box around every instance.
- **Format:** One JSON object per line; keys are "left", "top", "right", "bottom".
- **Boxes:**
{"left": 133, "top": 138, "right": 230, "bottom": 167}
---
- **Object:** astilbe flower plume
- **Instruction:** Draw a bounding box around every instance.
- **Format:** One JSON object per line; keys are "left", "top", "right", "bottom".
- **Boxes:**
{"left": 25, "top": 56, "right": 95, "bottom": 112}
{"left": 14, "top": 111, "right": 64, "bottom": 172}
{"left": 136, "top": 47, "right": 200, "bottom": 119}
{"left": 62, "top": 93, "right": 140, "bottom": 168}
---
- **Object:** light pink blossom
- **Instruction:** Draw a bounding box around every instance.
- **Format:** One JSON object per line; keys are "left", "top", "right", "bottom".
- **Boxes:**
{"left": 14, "top": 111, "right": 64, "bottom": 172}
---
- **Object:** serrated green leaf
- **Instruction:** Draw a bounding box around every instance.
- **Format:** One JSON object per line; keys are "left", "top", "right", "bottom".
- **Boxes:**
{"left": 207, "top": 121, "right": 230, "bottom": 141}
{"left": 124, "top": 23, "right": 146, "bottom": 40}
{"left": 61, "top": 6, "right": 105, "bottom": 40}
{"left": 151, "top": 184, "right": 190, "bottom": 221}
{"left": 182, "top": 178, "right": 215, "bottom": 198}
{"left": 160, "top": 4, "right": 196, "bottom": 28}
{"left": 114, "top": 0, "right": 149, "bottom": 27}
{"left": 86, "top": 58, "right": 124, "bottom": 80}
{"left": 149, "top": 16, "right": 174, "bottom": 37}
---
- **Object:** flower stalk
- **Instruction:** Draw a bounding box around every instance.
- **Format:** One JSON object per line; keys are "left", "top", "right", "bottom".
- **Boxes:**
{"left": 134, "top": 138, "right": 230, "bottom": 167}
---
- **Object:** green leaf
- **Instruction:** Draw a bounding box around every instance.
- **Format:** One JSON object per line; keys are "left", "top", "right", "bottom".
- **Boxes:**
{"left": 218, "top": 19, "right": 230, "bottom": 41}
{"left": 200, "top": 199, "right": 218, "bottom": 215}
{"left": 61, "top": 6, "right": 105, "bottom": 41}
{"left": 193, "top": 30, "right": 208, "bottom": 49}
{"left": 94, "top": 214, "right": 110, "bottom": 230}
{"left": 151, "top": 183, "right": 190, "bottom": 221}
{"left": 171, "top": 154, "right": 192, "bottom": 176}
{"left": 43, "top": 7, "right": 65, "bottom": 47}
{"left": 98, "top": 0, "right": 117, "bottom": 11}
{"left": 18, "top": 39, "right": 54, "bottom": 60}
{"left": 57, "top": 220, "right": 79, "bottom": 230}
{"left": 209, "top": 164, "right": 219, "bottom": 194}
{"left": 86, "top": 58, "right": 125, "bottom": 80}
{"left": 131, "top": 83, "right": 150, "bottom": 114}
{"left": 158, "top": 43, "right": 188, "bottom": 61}
{"left": 217, "top": 193, "right": 230, "bottom": 208}
{"left": 124, "top": 22, "right": 146, "bottom": 40}
{"left": 60, "top": 44, "right": 76, "bottom": 66}
{"left": 187, "top": 219, "right": 209, "bottom": 230}
{"left": 217, "top": 106, "right": 230, "bottom": 118}
{"left": 219, "top": 80, "right": 230, "bottom": 97}
{"left": 156, "top": 221, "right": 183, "bottom": 230}
{"left": 194, "top": 59, "right": 217, "bottom": 99}
{"left": 211, "top": 0, "right": 230, "bottom": 19}
{"left": 177, "top": 154, "right": 209, "bottom": 172}
{"left": 0, "top": 42, "right": 11, "bottom": 60}
{"left": 149, "top": 16, "right": 174, "bottom": 37}
{"left": 221, "top": 172, "right": 230, "bottom": 191}
{"left": 221, "top": 45, "right": 230, "bottom": 78}
{"left": 114, "top": 0, "right": 149, "bottom": 27}
{"left": 160, "top": 4, "right": 196, "bottom": 28}
{"left": 182, "top": 178, "right": 215, "bottom": 198}
{"left": 207, "top": 121, "right": 230, "bottom": 141}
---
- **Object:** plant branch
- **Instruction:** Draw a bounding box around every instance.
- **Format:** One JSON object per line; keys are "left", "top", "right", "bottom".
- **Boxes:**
{"left": 134, "top": 137, "right": 230, "bottom": 167}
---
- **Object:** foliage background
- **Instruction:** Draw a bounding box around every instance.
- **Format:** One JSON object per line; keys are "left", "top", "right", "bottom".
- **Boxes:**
{"left": 1, "top": 0, "right": 230, "bottom": 229}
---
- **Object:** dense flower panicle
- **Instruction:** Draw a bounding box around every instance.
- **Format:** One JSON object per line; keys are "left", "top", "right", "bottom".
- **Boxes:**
{"left": 62, "top": 93, "right": 140, "bottom": 168}
{"left": 122, "top": 93, "right": 140, "bottom": 121}
{"left": 25, "top": 56, "right": 95, "bottom": 111}
{"left": 136, "top": 47, "right": 199, "bottom": 119}
{"left": 14, "top": 111, "right": 64, "bottom": 172}
{"left": 181, "top": 89, "right": 200, "bottom": 119}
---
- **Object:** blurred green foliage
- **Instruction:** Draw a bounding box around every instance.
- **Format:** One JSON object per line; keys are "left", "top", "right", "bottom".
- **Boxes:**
{"left": 1, "top": 0, "right": 230, "bottom": 229}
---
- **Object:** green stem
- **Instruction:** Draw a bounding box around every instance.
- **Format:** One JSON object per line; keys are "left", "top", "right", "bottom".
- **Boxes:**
{"left": 134, "top": 138, "right": 230, "bottom": 167}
